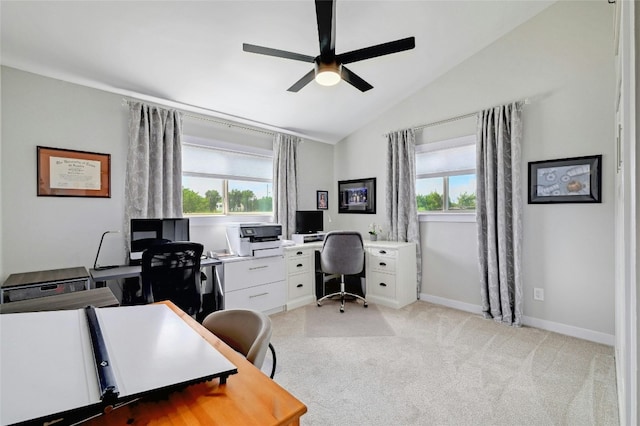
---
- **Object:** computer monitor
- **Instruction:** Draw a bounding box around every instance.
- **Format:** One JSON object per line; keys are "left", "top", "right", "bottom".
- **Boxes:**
{"left": 130, "top": 218, "right": 190, "bottom": 262}
{"left": 295, "top": 211, "right": 323, "bottom": 234}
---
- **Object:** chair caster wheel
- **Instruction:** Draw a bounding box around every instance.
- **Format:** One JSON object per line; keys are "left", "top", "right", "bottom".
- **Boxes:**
{"left": 340, "top": 308, "right": 344, "bottom": 313}
{"left": 364, "top": 304, "right": 368, "bottom": 308}
{"left": 317, "top": 303, "right": 321, "bottom": 307}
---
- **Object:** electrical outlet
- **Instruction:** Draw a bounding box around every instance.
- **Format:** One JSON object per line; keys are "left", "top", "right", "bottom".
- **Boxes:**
{"left": 534, "top": 288, "right": 544, "bottom": 301}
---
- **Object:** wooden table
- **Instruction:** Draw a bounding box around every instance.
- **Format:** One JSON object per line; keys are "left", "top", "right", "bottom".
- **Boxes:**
{"left": 84, "top": 301, "right": 307, "bottom": 426}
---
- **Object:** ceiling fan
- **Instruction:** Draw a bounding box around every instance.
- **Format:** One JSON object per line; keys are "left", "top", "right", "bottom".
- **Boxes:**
{"left": 243, "top": 0, "right": 415, "bottom": 93}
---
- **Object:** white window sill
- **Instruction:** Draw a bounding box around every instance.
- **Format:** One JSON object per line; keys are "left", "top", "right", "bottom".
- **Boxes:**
{"left": 419, "top": 213, "right": 476, "bottom": 223}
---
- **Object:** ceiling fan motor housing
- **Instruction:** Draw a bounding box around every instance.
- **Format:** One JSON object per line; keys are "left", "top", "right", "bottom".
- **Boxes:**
{"left": 314, "top": 59, "right": 342, "bottom": 86}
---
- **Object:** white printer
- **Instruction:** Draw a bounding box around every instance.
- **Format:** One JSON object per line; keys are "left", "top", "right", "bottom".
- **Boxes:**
{"left": 226, "top": 223, "right": 283, "bottom": 257}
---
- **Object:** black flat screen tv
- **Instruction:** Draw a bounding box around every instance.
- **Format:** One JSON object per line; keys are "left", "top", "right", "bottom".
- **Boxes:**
{"left": 295, "top": 210, "right": 323, "bottom": 234}
{"left": 338, "top": 177, "right": 376, "bottom": 214}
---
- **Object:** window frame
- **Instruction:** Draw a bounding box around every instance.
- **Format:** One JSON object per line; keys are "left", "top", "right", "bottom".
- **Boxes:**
{"left": 416, "top": 135, "right": 477, "bottom": 223}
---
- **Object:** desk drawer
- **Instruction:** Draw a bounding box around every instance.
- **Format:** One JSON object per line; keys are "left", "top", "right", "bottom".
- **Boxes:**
{"left": 287, "top": 256, "right": 312, "bottom": 275}
{"left": 3, "top": 279, "right": 88, "bottom": 303}
{"left": 369, "top": 247, "right": 397, "bottom": 259}
{"left": 224, "top": 257, "right": 285, "bottom": 292}
{"left": 368, "top": 255, "right": 396, "bottom": 274}
{"left": 367, "top": 272, "right": 396, "bottom": 299}
{"left": 288, "top": 275, "right": 313, "bottom": 300}
{"left": 225, "top": 281, "right": 286, "bottom": 312}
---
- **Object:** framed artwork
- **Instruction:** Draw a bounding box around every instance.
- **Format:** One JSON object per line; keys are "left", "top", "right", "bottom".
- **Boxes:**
{"left": 338, "top": 177, "right": 376, "bottom": 214}
{"left": 528, "top": 155, "right": 602, "bottom": 204}
{"left": 37, "top": 146, "right": 111, "bottom": 198}
{"left": 316, "top": 190, "right": 328, "bottom": 210}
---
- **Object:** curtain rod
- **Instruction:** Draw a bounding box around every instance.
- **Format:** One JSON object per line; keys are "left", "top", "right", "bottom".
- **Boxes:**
{"left": 121, "top": 97, "right": 310, "bottom": 140}
{"left": 182, "top": 113, "right": 275, "bottom": 137}
{"left": 385, "top": 98, "right": 530, "bottom": 136}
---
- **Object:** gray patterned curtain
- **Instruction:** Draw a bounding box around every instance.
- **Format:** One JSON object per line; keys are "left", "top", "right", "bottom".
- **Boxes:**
{"left": 125, "top": 102, "right": 183, "bottom": 251}
{"left": 386, "top": 129, "right": 422, "bottom": 295}
{"left": 476, "top": 102, "right": 523, "bottom": 326}
{"left": 273, "top": 133, "right": 300, "bottom": 239}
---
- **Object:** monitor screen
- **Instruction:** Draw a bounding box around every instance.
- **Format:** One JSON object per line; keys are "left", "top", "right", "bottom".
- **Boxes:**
{"left": 130, "top": 218, "right": 190, "bottom": 251}
{"left": 295, "top": 211, "right": 323, "bottom": 234}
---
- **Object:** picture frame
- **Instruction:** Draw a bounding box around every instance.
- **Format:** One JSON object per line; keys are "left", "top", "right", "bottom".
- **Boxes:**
{"left": 316, "top": 190, "right": 328, "bottom": 210}
{"left": 37, "top": 146, "right": 111, "bottom": 198}
{"left": 528, "top": 155, "right": 602, "bottom": 204}
{"left": 338, "top": 177, "right": 376, "bottom": 214}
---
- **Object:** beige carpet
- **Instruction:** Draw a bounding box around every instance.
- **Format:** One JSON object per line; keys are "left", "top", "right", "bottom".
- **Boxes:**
{"left": 267, "top": 301, "right": 619, "bottom": 426}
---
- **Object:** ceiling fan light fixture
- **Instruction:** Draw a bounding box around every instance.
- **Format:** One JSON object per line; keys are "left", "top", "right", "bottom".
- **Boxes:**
{"left": 315, "top": 62, "right": 342, "bottom": 86}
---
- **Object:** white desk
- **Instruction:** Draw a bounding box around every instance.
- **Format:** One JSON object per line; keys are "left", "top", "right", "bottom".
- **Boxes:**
{"left": 89, "top": 257, "right": 221, "bottom": 287}
{"left": 284, "top": 240, "right": 418, "bottom": 310}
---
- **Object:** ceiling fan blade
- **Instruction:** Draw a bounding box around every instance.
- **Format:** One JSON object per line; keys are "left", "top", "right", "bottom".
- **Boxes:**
{"left": 337, "top": 37, "right": 416, "bottom": 64}
{"left": 315, "top": 0, "right": 336, "bottom": 62}
{"left": 341, "top": 66, "right": 373, "bottom": 92}
{"left": 243, "top": 43, "right": 315, "bottom": 63}
{"left": 287, "top": 69, "right": 316, "bottom": 92}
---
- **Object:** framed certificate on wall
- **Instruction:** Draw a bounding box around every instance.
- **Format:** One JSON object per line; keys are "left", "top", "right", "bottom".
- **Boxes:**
{"left": 37, "top": 146, "right": 111, "bottom": 198}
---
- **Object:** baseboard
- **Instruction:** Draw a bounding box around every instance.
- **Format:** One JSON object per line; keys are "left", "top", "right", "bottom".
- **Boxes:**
{"left": 419, "top": 294, "right": 483, "bottom": 315}
{"left": 419, "top": 293, "right": 615, "bottom": 346}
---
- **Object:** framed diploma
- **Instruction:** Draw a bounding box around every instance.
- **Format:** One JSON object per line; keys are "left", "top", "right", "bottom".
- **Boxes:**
{"left": 37, "top": 146, "right": 111, "bottom": 198}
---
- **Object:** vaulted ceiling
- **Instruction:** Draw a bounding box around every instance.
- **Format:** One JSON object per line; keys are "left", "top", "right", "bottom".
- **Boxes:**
{"left": 0, "top": 1, "right": 555, "bottom": 143}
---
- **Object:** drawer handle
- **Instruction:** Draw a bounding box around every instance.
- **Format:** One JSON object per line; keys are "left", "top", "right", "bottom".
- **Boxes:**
{"left": 249, "top": 265, "right": 268, "bottom": 271}
{"left": 296, "top": 251, "right": 303, "bottom": 255}
{"left": 379, "top": 262, "right": 387, "bottom": 267}
{"left": 296, "top": 284, "right": 304, "bottom": 288}
{"left": 40, "top": 284, "right": 58, "bottom": 291}
{"left": 379, "top": 283, "right": 387, "bottom": 287}
{"left": 379, "top": 250, "right": 387, "bottom": 254}
{"left": 296, "top": 263, "right": 303, "bottom": 268}
{"left": 249, "top": 292, "right": 269, "bottom": 298}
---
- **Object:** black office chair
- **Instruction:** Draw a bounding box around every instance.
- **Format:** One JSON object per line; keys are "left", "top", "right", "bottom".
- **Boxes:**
{"left": 317, "top": 231, "right": 367, "bottom": 313}
{"left": 141, "top": 242, "right": 204, "bottom": 316}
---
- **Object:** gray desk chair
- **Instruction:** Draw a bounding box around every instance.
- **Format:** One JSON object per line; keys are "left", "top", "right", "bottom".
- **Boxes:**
{"left": 317, "top": 231, "right": 368, "bottom": 313}
{"left": 202, "top": 309, "right": 277, "bottom": 379}
{"left": 141, "top": 242, "right": 204, "bottom": 316}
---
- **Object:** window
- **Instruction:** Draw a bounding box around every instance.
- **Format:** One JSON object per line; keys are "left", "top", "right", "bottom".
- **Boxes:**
{"left": 182, "top": 140, "right": 273, "bottom": 215}
{"left": 416, "top": 135, "right": 476, "bottom": 213}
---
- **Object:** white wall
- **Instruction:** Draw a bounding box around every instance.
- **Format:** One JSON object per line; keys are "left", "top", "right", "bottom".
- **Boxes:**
{"left": 0, "top": 67, "right": 334, "bottom": 281}
{"left": 334, "top": 1, "right": 616, "bottom": 339}
{"left": 1, "top": 67, "right": 128, "bottom": 277}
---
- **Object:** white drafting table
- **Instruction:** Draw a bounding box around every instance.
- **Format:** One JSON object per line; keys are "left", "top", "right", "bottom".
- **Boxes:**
{"left": 0, "top": 304, "right": 237, "bottom": 425}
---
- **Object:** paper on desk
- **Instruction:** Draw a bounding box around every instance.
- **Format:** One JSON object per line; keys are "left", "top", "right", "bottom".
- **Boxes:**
{"left": 0, "top": 310, "right": 101, "bottom": 425}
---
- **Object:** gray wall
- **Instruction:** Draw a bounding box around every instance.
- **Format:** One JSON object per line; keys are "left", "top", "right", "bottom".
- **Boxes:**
{"left": 0, "top": 67, "right": 334, "bottom": 280}
{"left": 334, "top": 1, "right": 616, "bottom": 339}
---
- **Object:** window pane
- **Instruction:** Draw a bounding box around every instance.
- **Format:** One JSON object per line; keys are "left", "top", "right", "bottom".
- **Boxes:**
{"left": 416, "top": 144, "right": 475, "bottom": 175}
{"left": 183, "top": 144, "right": 272, "bottom": 180}
{"left": 182, "top": 176, "right": 224, "bottom": 214}
{"left": 228, "top": 180, "right": 273, "bottom": 213}
{"left": 416, "top": 177, "right": 444, "bottom": 211}
{"left": 448, "top": 174, "right": 476, "bottom": 210}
